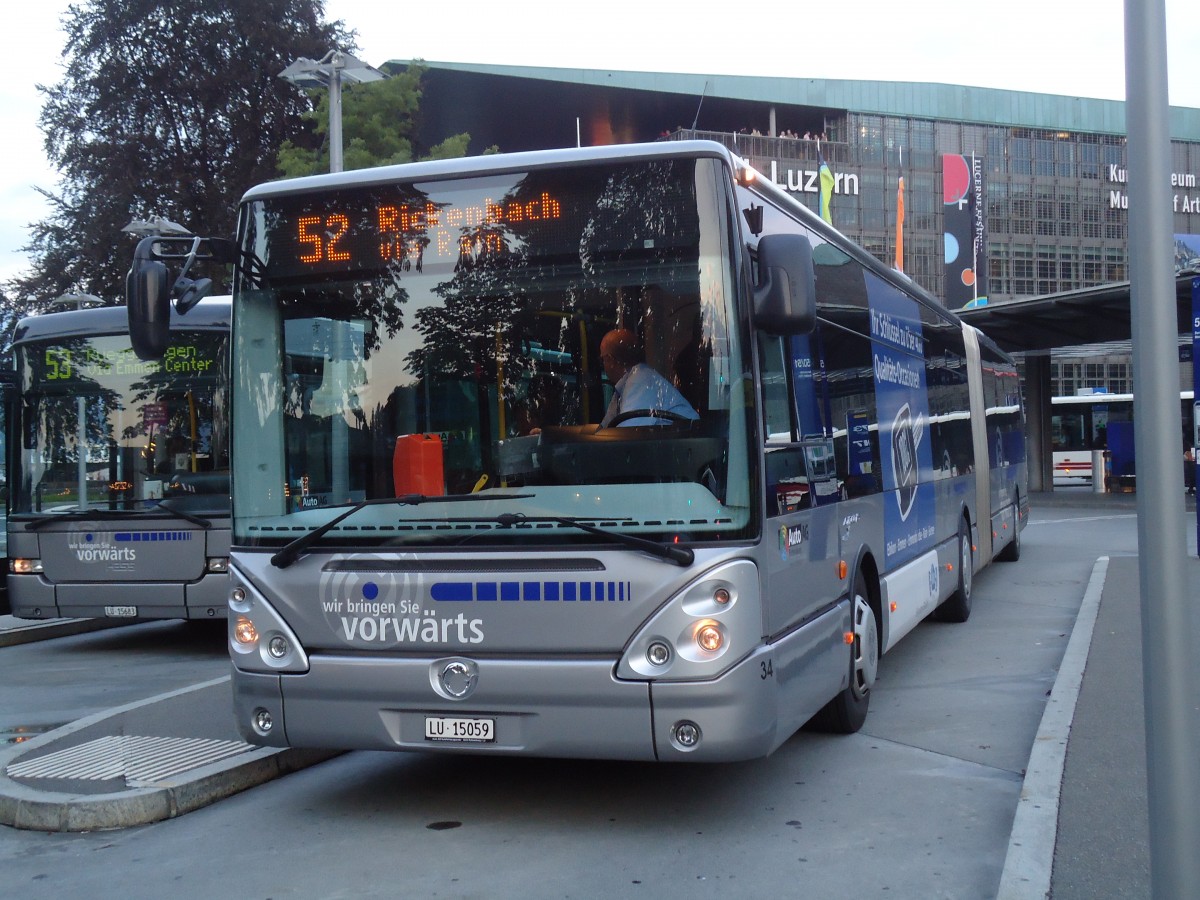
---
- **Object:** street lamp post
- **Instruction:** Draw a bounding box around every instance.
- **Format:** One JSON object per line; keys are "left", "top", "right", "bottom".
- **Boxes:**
{"left": 279, "top": 51, "right": 386, "bottom": 173}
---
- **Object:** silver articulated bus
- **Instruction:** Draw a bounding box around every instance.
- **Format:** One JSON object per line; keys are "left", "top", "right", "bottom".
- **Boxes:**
{"left": 127, "top": 141, "right": 1026, "bottom": 761}
{"left": 8, "top": 299, "right": 231, "bottom": 621}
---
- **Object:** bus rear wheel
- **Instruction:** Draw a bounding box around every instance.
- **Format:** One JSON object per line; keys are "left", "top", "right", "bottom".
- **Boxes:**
{"left": 937, "top": 517, "right": 973, "bottom": 622}
{"left": 996, "top": 493, "right": 1022, "bottom": 562}
{"left": 810, "top": 568, "right": 878, "bottom": 734}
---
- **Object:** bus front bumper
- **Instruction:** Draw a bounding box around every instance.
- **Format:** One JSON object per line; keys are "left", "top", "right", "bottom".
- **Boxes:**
{"left": 233, "top": 648, "right": 784, "bottom": 762}
{"left": 7, "top": 572, "right": 229, "bottom": 620}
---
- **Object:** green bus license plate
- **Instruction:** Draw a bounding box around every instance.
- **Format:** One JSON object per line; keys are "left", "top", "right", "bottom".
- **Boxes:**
{"left": 425, "top": 716, "right": 495, "bottom": 742}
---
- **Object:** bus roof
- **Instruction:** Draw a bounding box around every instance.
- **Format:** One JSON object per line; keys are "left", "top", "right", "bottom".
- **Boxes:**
{"left": 11, "top": 295, "right": 230, "bottom": 347}
{"left": 240, "top": 140, "right": 740, "bottom": 203}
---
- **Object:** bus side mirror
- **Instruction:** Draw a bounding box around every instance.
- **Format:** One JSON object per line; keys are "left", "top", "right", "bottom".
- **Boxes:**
{"left": 126, "top": 237, "right": 172, "bottom": 360}
{"left": 752, "top": 233, "right": 816, "bottom": 335}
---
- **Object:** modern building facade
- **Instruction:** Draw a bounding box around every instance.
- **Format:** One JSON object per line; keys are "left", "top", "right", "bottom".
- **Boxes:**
{"left": 411, "top": 61, "right": 1200, "bottom": 396}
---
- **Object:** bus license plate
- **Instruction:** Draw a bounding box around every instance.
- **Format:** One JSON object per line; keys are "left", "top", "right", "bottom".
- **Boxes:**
{"left": 425, "top": 716, "right": 495, "bottom": 742}
{"left": 104, "top": 606, "right": 138, "bottom": 617}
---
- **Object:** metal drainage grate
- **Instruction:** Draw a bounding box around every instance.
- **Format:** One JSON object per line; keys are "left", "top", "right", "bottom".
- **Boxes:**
{"left": 6, "top": 735, "right": 255, "bottom": 787}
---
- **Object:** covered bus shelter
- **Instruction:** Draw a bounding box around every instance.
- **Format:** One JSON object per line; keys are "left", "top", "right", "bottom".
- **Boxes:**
{"left": 959, "top": 272, "right": 1198, "bottom": 491}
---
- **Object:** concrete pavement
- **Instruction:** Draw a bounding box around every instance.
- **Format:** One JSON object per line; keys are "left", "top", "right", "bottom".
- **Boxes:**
{"left": 2, "top": 490, "right": 1193, "bottom": 900}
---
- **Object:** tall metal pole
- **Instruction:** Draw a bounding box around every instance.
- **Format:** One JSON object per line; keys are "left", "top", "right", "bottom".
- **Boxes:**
{"left": 1124, "top": 2, "right": 1200, "bottom": 896}
{"left": 328, "top": 53, "right": 344, "bottom": 174}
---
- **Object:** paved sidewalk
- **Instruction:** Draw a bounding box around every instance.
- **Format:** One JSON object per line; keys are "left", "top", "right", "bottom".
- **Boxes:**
{"left": 1049, "top": 554, "right": 1155, "bottom": 899}
{"left": 1000, "top": 488, "right": 1200, "bottom": 899}
{"left": 0, "top": 676, "right": 337, "bottom": 831}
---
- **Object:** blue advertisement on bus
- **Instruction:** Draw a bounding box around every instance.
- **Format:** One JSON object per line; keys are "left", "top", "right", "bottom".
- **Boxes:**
{"left": 869, "top": 281, "right": 935, "bottom": 567}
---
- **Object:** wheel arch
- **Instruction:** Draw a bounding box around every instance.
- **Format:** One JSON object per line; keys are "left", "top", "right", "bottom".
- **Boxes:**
{"left": 850, "top": 547, "right": 883, "bottom": 659}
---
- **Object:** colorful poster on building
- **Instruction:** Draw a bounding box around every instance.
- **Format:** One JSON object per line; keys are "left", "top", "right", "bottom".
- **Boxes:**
{"left": 868, "top": 279, "right": 935, "bottom": 567}
{"left": 1175, "top": 233, "right": 1200, "bottom": 271}
{"left": 943, "top": 154, "right": 988, "bottom": 309}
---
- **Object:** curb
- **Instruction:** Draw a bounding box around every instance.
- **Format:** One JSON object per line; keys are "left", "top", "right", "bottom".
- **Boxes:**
{"left": 0, "top": 676, "right": 340, "bottom": 832}
{"left": 996, "top": 556, "right": 1108, "bottom": 899}
{"left": 0, "top": 616, "right": 133, "bottom": 648}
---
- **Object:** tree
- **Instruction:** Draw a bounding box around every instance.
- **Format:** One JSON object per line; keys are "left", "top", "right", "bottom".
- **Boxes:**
{"left": 5, "top": 0, "right": 352, "bottom": 315}
{"left": 276, "top": 61, "right": 488, "bottom": 178}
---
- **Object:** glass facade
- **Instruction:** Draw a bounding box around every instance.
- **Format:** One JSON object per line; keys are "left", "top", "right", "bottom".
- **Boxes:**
{"left": 671, "top": 119, "right": 1200, "bottom": 398}
{"left": 674, "top": 121, "right": 1200, "bottom": 310}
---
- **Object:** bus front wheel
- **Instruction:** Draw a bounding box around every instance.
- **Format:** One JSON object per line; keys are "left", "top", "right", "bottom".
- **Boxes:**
{"left": 810, "top": 568, "right": 878, "bottom": 734}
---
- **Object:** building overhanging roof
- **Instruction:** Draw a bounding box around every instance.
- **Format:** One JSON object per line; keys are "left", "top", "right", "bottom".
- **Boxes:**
{"left": 409, "top": 61, "right": 1200, "bottom": 141}
{"left": 959, "top": 274, "right": 1198, "bottom": 355}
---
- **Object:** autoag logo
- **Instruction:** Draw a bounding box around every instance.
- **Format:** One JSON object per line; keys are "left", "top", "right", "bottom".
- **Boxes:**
{"left": 890, "top": 403, "right": 925, "bottom": 522}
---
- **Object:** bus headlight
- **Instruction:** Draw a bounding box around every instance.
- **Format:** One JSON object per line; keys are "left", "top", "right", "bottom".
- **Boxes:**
{"left": 694, "top": 621, "right": 724, "bottom": 653}
{"left": 206, "top": 557, "right": 230, "bottom": 573}
{"left": 227, "top": 572, "right": 309, "bottom": 674}
{"left": 646, "top": 641, "right": 672, "bottom": 666}
{"left": 10, "top": 558, "right": 43, "bottom": 575}
{"left": 234, "top": 615, "right": 258, "bottom": 645}
{"left": 616, "top": 559, "right": 759, "bottom": 681}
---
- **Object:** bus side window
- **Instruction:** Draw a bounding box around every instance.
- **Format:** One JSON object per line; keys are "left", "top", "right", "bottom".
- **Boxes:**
{"left": 757, "top": 333, "right": 793, "bottom": 443}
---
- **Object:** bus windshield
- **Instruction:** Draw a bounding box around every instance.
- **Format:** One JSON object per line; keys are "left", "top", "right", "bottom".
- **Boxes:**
{"left": 12, "top": 330, "right": 230, "bottom": 516}
{"left": 234, "top": 155, "right": 754, "bottom": 549}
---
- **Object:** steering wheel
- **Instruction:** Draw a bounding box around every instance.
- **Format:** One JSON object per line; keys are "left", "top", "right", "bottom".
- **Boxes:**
{"left": 607, "top": 408, "right": 694, "bottom": 427}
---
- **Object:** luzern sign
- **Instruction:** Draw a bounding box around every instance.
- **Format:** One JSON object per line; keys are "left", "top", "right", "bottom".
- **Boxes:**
{"left": 1108, "top": 165, "right": 1200, "bottom": 212}
{"left": 768, "top": 160, "right": 861, "bottom": 197}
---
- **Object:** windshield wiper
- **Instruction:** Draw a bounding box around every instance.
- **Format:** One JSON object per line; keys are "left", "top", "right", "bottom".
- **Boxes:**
{"left": 439, "top": 512, "right": 695, "bottom": 567}
{"left": 152, "top": 500, "right": 213, "bottom": 528}
{"left": 23, "top": 499, "right": 212, "bottom": 531}
{"left": 270, "top": 493, "right": 533, "bottom": 569}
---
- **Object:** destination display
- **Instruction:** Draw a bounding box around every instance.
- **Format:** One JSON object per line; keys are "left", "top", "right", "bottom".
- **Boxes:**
{"left": 255, "top": 162, "right": 702, "bottom": 281}
{"left": 29, "top": 335, "right": 222, "bottom": 388}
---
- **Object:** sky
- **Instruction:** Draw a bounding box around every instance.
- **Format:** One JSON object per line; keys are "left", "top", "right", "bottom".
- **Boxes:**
{"left": 3, "top": 0, "right": 1199, "bottom": 291}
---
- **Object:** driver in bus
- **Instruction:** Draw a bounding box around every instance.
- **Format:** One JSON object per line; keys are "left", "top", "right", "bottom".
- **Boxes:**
{"left": 598, "top": 328, "right": 699, "bottom": 427}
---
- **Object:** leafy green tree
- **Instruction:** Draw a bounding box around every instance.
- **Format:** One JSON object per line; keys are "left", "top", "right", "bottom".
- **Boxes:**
{"left": 276, "top": 61, "right": 491, "bottom": 178}
{"left": 4, "top": 0, "right": 352, "bottom": 316}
